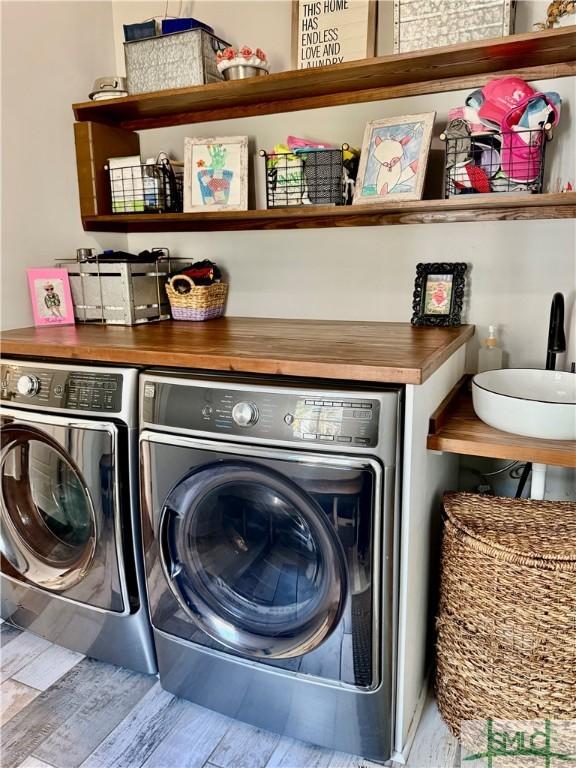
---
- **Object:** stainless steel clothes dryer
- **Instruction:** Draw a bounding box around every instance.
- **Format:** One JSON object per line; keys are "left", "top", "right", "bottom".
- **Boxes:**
{"left": 0, "top": 359, "right": 156, "bottom": 674}
{"left": 140, "top": 370, "right": 401, "bottom": 760}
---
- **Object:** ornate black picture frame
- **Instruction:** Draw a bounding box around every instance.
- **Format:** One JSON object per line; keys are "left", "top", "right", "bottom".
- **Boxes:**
{"left": 411, "top": 262, "right": 467, "bottom": 327}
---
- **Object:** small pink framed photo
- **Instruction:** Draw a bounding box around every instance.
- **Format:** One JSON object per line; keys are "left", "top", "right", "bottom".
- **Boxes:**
{"left": 27, "top": 268, "right": 75, "bottom": 326}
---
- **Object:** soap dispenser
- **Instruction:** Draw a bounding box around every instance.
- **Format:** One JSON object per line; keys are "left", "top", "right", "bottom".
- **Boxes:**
{"left": 478, "top": 325, "right": 503, "bottom": 372}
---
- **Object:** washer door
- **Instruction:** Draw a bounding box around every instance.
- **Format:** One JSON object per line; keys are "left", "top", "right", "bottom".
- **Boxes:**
{"left": 160, "top": 460, "right": 348, "bottom": 659}
{"left": 1, "top": 424, "right": 97, "bottom": 591}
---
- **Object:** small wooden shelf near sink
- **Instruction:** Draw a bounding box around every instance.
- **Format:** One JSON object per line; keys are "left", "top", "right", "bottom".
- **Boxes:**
{"left": 427, "top": 377, "right": 576, "bottom": 468}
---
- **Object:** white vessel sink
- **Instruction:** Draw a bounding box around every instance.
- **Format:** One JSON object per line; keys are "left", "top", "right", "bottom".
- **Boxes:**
{"left": 472, "top": 369, "right": 576, "bottom": 441}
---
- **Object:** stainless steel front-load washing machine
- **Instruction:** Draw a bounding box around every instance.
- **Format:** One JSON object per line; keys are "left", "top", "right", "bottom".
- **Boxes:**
{"left": 0, "top": 359, "right": 156, "bottom": 674}
{"left": 140, "top": 369, "right": 401, "bottom": 761}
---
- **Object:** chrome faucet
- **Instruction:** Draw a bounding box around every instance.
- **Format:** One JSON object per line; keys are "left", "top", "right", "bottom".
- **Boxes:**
{"left": 546, "top": 292, "right": 566, "bottom": 371}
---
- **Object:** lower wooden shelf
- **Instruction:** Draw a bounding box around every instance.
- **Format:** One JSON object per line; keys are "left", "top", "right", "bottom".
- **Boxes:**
{"left": 82, "top": 192, "right": 576, "bottom": 232}
{"left": 427, "top": 377, "right": 576, "bottom": 468}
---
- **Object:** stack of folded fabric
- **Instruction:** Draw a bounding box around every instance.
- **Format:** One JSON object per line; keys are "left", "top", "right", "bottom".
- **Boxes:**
{"left": 443, "top": 77, "right": 561, "bottom": 195}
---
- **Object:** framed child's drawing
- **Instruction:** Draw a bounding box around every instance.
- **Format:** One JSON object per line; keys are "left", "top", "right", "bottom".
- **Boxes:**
{"left": 353, "top": 113, "right": 435, "bottom": 204}
{"left": 27, "top": 268, "right": 75, "bottom": 326}
{"left": 184, "top": 136, "right": 248, "bottom": 212}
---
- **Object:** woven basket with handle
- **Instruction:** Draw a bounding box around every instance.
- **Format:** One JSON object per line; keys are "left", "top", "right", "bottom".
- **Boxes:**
{"left": 436, "top": 491, "right": 576, "bottom": 736}
{"left": 166, "top": 274, "right": 228, "bottom": 321}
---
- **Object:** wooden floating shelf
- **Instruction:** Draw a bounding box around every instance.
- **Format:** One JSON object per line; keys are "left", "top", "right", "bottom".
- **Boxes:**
{"left": 427, "top": 377, "right": 576, "bottom": 468}
{"left": 73, "top": 28, "right": 576, "bottom": 232}
{"left": 82, "top": 193, "right": 576, "bottom": 232}
{"left": 73, "top": 27, "right": 576, "bottom": 131}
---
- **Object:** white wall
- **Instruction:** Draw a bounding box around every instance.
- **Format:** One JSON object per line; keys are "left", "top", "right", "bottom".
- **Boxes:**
{"left": 110, "top": 0, "right": 569, "bottom": 76}
{"left": 111, "top": 0, "right": 576, "bottom": 370}
{"left": 1, "top": 1, "right": 125, "bottom": 330}
{"left": 2, "top": 0, "right": 574, "bottom": 368}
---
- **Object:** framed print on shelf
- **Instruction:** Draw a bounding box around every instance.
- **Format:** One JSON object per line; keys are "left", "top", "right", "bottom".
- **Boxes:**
{"left": 411, "top": 262, "right": 467, "bottom": 327}
{"left": 291, "top": 0, "right": 377, "bottom": 69}
{"left": 353, "top": 113, "right": 435, "bottom": 204}
{"left": 27, "top": 268, "right": 75, "bottom": 326}
{"left": 184, "top": 136, "right": 248, "bottom": 212}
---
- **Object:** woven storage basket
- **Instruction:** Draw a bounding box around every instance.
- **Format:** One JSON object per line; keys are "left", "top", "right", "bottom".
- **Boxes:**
{"left": 436, "top": 492, "right": 576, "bottom": 736}
{"left": 166, "top": 275, "right": 227, "bottom": 321}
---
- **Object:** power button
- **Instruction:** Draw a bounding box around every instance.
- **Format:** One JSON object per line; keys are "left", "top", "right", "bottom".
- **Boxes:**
{"left": 201, "top": 405, "right": 213, "bottom": 418}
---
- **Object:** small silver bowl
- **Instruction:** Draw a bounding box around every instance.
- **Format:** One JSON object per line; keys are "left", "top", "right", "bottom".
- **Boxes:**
{"left": 89, "top": 76, "right": 128, "bottom": 100}
{"left": 222, "top": 65, "right": 269, "bottom": 81}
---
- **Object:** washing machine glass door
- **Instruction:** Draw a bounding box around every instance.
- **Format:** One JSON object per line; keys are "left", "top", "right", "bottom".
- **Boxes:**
{"left": 160, "top": 460, "right": 348, "bottom": 659}
{"left": 0, "top": 422, "right": 97, "bottom": 592}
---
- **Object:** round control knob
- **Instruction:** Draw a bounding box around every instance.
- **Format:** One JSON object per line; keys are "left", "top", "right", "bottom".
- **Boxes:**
{"left": 232, "top": 401, "right": 259, "bottom": 427}
{"left": 16, "top": 374, "right": 40, "bottom": 397}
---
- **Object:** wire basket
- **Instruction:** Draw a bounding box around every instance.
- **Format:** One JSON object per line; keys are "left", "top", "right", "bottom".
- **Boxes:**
{"left": 59, "top": 248, "right": 190, "bottom": 325}
{"left": 166, "top": 274, "right": 228, "bottom": 321}
{"left": 106, "top": 158, "right": 183, "bottom": 213}
{"left": 259, "top": 146, "right": 348, "bottom": 208}
{"left": 442, "top": 127, "right": 551, "bottom": 197}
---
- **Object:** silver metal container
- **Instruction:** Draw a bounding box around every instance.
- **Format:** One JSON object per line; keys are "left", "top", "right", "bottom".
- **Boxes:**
{"left": 394, "top": 0, "right": 516, "bottom": 53}
{"left": 222, "top": 65, "right": 269, "bottom": 81}
{"left": 89, "top": 76, "right": 128, "bottom": 100}
{"left": 58, "top": 253, "right": 190, "bottom": 325}
{"left": 124, "top": 29, "right": 230, "bottom": 95}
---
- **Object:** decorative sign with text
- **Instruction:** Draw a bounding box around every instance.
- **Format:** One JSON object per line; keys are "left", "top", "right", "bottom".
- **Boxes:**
{"left": 292, "top": 0, "right": 376, "bottom": 69}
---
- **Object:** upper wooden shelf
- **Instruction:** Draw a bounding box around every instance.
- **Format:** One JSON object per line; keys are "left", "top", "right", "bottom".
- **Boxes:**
{"left": 82, "top": 192, "right": 576, "bottom": 232}
{"left": 427, "top": 377, "right": 576, "bottom": 468}
{"left": 72, "top": 28, "right": 576, "bottom": 131}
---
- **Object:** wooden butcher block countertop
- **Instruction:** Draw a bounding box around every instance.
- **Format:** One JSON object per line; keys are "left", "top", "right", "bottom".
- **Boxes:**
{"left": 0, "top": 318, "right": 474, "bottom": 385}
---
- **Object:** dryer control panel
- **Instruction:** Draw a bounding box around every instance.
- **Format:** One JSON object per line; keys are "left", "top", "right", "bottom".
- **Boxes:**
{"left": 1, "top": 362, "right": 123, "bottom": 413}
{"left": 142, "top": 378, "right": 383, "bottom": 448}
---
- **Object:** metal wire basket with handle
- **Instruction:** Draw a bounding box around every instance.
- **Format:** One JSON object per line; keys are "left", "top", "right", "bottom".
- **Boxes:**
{"left": 106, "top": 158, "right": 183, "bottom": 214}
{"left": 259, "top": 145, "right": 350, "bottom": 208}
{"left": 442, "top": 126, "right": 552, "bottom": 197}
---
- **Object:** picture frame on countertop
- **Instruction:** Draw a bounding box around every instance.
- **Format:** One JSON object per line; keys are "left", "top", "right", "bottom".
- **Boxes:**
{"left": 184, "top": 136, "right": 248, "bottom": 212}
{"left": 291, "top": 0, "right": 377, "bottom": 70}
{"left": 353, "top": 113, "right": 436, "bottom": 204}
{"left": 411, "top": 262, "right": 467, "bottom": 327}
{"left": 27, "top": 268, "right": 75, "bottom": 327}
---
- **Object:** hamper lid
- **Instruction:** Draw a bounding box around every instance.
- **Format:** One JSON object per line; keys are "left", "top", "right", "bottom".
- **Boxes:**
{"left": 443, "top": 492, "right": 576, "bottom": 565}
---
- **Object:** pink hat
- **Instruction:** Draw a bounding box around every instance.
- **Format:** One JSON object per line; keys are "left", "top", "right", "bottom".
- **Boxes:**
{"left": 478, "top": 77, "right": 536, "bottom": 128}
{"left": 500, "top": 128, "right": 543, "bottom": 183}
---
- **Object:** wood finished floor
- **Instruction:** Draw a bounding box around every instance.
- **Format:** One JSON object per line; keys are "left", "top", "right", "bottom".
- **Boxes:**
{"left": 0, "top": 623, "right": 459, "bottom": 768}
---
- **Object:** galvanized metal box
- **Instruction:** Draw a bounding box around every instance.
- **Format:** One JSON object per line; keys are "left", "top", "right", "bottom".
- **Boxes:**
{"left": 394, "top": 0, "right": 516, "bottom": 53}
{"left": 124, "top": 29, "right": 230, "bottom": 95}
{"left": 59, "top": 260, "right": 175, "bottom": 325}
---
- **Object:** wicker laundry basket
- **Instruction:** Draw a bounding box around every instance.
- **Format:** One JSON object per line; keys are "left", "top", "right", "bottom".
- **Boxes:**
{"left": 435, "top": 492, "right": 576, "bottom": 736}
{"left": 166, "top": 275, "right": 228, "bottom": 321}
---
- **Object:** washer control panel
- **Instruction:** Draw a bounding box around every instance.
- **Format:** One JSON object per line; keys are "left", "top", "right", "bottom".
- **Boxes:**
{"left": 1, "top": 363, "right": 123, "bottom": 413}
{"left": 143, "top": 380, "right": 381, "bottom": 447}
